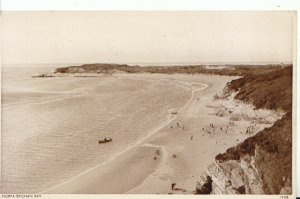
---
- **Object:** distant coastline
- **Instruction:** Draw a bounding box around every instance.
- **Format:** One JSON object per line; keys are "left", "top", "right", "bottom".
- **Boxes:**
{"left": 2, "top": 61, "right": 292, "bottom": 68}
{"left": 50, "top": 63, "right": 292, "bottom": 77}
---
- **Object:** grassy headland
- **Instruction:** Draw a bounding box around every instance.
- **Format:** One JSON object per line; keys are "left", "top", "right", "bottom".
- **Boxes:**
{"left": 54, "top": 63, "right": 289, "bottom": 76}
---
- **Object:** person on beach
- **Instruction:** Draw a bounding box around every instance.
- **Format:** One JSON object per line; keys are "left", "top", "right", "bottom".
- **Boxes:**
{"left": 246, "top": 128, "right": 249, "bottom": 134}
{"left": 171, "top": 183, "right": 176, "bottom": 190}
{"left": 191, "top": 135, "right": 193, "bottom": 140}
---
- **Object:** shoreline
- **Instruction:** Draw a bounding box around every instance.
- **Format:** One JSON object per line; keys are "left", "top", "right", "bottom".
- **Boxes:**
{"left": 2, "top": 72, "right": 284, "bottom": 194}
{"left": 42, "top": 73, "right": 281, "bottom": 194}
{"left": 42, "top": 74, "right": 209, "bottom": 193}
{"left": 2, "top": 72, "right": 192, "bottom": 193}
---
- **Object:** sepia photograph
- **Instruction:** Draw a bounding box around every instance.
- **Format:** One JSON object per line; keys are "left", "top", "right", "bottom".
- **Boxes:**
{"left": 1, "top": 7, "right": 297, "bottom": 198}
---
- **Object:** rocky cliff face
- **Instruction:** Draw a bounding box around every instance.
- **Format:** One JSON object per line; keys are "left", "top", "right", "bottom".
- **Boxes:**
{"left": 197, "top": 140, "right": 292, "bottom": 194}
{"left": 197, "top": 151, "right": 263, "bottom": 194}
{"left": 196, "top": 66, "right": 293, "bottom": 195}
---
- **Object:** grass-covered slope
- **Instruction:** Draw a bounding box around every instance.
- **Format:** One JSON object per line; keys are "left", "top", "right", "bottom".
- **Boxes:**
{"left": 216, "top": 66, "right": 293, "bottom": 194}
{"left": 226, "top": 66, "right": 292, "bottom": 111}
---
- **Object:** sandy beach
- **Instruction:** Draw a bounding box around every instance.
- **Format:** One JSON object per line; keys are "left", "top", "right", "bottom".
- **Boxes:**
{"left": 27, "top": 73, "right": 279, "bottom": 194}
{"left": 1, "top": 68, "right": 282, "bottom": 194}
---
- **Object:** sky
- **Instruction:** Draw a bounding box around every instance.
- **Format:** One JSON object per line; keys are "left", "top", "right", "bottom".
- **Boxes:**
{"left": 1, "top": 11, "right": 295, "bottom": 65}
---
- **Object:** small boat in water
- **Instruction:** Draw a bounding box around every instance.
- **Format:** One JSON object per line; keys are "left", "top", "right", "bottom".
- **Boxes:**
{"left": 98, "top": 137, "right": 112, "bottom": 144}
{"left": 32, "top": 73, "right": 55, "bottom": 78}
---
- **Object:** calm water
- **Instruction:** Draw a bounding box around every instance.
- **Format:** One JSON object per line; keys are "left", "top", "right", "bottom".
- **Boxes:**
{"left": 1, "top": 67, "right": 189, "bottom": 193}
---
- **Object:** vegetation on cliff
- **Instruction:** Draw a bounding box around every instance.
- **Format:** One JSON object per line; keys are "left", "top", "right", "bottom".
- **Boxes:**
{"left": 215, "top": 66, "right": 293, "bottom": 194}
{"left": 226, "top": 66, "right": 292, "bottom": 111}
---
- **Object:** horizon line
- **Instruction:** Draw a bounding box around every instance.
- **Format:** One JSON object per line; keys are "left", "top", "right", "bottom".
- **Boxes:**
{"left": 2, "top": 61, "right": 293, "bottom": 66}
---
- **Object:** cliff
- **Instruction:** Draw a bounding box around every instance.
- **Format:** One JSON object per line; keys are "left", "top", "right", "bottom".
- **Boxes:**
{"left": 196, "top": 66, "right": 293, "bottom": 194}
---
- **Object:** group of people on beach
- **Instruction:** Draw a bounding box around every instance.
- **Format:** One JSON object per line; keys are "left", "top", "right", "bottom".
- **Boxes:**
{"left": 202, "top": 122, "right": 230, "bottom": 136}
{"left": 171, "top": 119, "right": 257, "bottom": 141}
{"left": 169, "top": 119, "right": 258, "bottom": 144}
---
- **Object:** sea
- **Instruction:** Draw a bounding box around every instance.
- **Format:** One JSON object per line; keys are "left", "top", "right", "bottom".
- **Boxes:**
{"left": 1, "top": 65, "right": 189, "bottom": 193}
